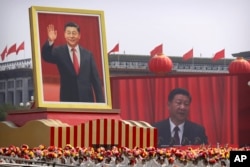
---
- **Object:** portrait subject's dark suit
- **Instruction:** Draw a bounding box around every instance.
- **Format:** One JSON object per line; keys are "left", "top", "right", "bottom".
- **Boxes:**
{"left": 152, "top": 118, "right": 208, "bottom": 147}
{"left": 42, "top": 41, "right": 104, "bottom": 102}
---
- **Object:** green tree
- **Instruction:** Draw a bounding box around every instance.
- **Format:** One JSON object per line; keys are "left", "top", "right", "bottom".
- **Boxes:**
{"left": 0, "top": 104, "right": 19, "bottom": 121}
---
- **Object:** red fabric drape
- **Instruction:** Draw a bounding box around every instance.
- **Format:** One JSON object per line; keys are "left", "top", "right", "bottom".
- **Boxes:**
{"left": 37, "top": 13, "right": 104, "bottom": 101}
{"left": 237, "top": 74, "right": 250, "bottom": 145}
{"left": 111, "top": 74, "right": 239, "bottom": 145}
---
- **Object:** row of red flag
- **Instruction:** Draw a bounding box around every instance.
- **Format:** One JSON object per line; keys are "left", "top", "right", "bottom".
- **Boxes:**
{"left": 0, "top": 42, "right": 25, "bottom": 61}
{"left": 1, "top": 42, "right": 224, "bottom": 62}
{"left": 108, "top": 43, "right": 225, "bottom": 62}
{"left": 182, "top": 47, "right": 225, "bottom": 62}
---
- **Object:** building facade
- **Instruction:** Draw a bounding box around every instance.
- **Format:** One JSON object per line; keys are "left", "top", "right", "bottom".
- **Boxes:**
{"left": 108, "top": 54, "right": 232, "bottom": 76}
{"left": 0, "top": 59, "right": 33, "bottom": 106}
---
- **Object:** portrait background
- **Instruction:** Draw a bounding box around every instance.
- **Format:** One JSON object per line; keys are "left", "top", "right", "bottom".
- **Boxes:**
{"left": 38, "top": 13, "right": 104, "bottom": 101}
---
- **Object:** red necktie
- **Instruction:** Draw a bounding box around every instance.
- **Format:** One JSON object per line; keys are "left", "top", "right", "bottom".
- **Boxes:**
{"left": 71, "top": 48, "right": 80, "bottom": 74}
{"left": 173, "top": 126, "right": 180, "bottom": 145}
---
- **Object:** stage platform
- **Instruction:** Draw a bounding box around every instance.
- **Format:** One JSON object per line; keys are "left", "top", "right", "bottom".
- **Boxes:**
{"left": 6, "top": 108, "right": 121, "bottom": 126}
{"left": 1, "top": 108, "right": 157, "bottom": 148}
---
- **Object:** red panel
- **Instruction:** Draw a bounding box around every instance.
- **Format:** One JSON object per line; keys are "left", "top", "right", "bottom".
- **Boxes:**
{"left": 237, "top": 74, "right": 250, "bottom": 146}
{"left": 125, "top": 124, "right": 129, "bottom": 147}
{"left": 132, "top": 127, "right": 136, "bottom": 148}
{"left": 89, "top": 121, "right": 93, "bottom": 147}
{"left": 103, "top": 119, "right": 107, "bottom": 144}
{"left": 58, "top": 127, "right": 62, "bottom": 148}
{"left": 140, "top": 128, "right": 144, "bottom": 148}
{"left": 118, "top": 121, "right": 122, "bottom": 147}
{"left": 146, "top": 128, "right": 151, "bottom": 147}
{"left": 111, "top": 119, "right": 115, "bottom": 145}
{"left": 50, "top": 127, "right": 55, "bottom": 146}
{"left": 66, "top": 127, "right": 70, "bottom": 145}
{"left": 81, "top": 123, "right": 85, "bottom": 147}
{"left": 96, "top": 119, "right": 100, "bottom": 145}
{"left": 74, "top": 126, "right": 77, "bottom": 146}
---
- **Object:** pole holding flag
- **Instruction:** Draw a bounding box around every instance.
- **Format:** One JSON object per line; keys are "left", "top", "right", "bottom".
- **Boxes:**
{"left": 182, "top": 48, "right": 193, "bottom": 61}
{"left": 212, "top": 49, "right": 225, "bottom": 62}
{"left": 108, "top": 43, "right": 119, "bottom": 55}
{"left": 150, "top": 44, "right": 163, "bottom": 56}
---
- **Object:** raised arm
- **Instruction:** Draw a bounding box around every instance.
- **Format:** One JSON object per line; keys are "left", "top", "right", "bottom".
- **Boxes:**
{"left": 47, "top": 24, "right": 57, "bottom": 43}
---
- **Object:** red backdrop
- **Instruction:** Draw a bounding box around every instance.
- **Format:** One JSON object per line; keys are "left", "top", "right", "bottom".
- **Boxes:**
{"left": 37, "top": 12, "right": 104, "bottom": 101}
{"left": 41, "top": 73, "right": 250, "bottom": 146}
{"left": 110, "top": 74, "right": 250, "bottom": 146}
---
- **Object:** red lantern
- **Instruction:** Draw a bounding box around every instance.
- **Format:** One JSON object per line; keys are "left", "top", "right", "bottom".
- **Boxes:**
{"left": 228, "top": 57, "right": 250, "bottom": 74}
{"left": 148, "top": 53, "right": 173, "bottom": 75}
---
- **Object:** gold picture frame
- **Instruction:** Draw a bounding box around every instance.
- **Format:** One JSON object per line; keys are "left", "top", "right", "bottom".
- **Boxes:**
{"left": 29, "top": 6, "right": 112, "bottom": 110}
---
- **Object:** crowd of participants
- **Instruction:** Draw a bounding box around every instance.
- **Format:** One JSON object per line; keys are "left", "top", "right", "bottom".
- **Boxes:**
{"left": 0, "top": 144, "right": 248, "bottom": 166}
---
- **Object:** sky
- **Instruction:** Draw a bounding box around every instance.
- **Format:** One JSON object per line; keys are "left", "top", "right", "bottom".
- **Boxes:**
{"left": 0, "top": 0, "right": 250, "bottom": 62}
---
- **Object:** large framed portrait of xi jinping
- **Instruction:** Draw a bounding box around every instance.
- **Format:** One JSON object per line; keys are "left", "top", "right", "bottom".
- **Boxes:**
{"left": 29, "top": 6, "right": 112, "bottom": 110}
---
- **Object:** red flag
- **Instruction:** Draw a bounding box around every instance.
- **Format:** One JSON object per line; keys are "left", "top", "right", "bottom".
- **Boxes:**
{"left": 1, "top": 46, "right": 7, "bottom": 61}
{"left": 150, "top": 44, "right": 163, "bottom": 56}
{"left": 182, "top": 48, "right": 193, "bottom": 61}
{"left": 16, "top": 41, "right": 25, "bottom": 54}
{"left": 108, "top": 43, "right": 119, "bottom": 55}
{"left": 6, "top": 43, "right": 16, "bottom": 56}
{"left": 212, "top": 49, "right": 225, "bottom": 61}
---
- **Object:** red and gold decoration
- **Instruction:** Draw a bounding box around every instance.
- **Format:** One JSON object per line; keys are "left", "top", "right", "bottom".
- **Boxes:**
{"left": 0, "top": 119, "right": 157, "bottom": 149}
{"left": 148, "top": 53, "right": 173, "bottom": 75}
{"left": 228, "top": 57, "right": 250, "bottom": 74}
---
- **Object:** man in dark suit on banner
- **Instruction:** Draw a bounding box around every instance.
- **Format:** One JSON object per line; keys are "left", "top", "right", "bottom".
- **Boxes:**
{"left": 42, "top": 22, "right": 104, "bottom": 103}
{"left": 152, "top": 88, "right": 208, "bottom": 147}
